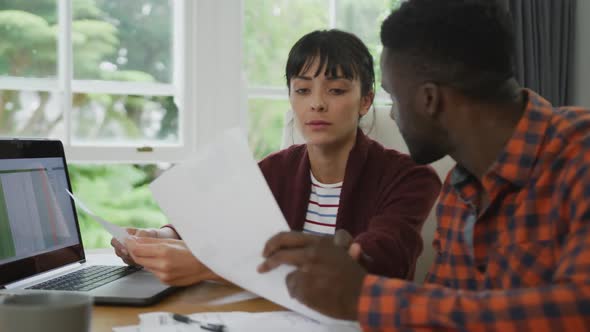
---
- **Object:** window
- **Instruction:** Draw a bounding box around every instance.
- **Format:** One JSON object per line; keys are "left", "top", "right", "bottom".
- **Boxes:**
{"left": 0, "top": 1, "right": 246, "bottom": 249}
{"left": 0, "top": 1, "right": 401, "bottom": 248}
{"left": 0, "top": 0, "right": 186, "bottom": 159}
{"left": 244, "top": 0, "right": 402, "bottom": 160}
{"left": 0, "top": 0, "right": 188, "bottom": 248}
{"left": 69, "top": 163, "right": 169, "bottom": 248}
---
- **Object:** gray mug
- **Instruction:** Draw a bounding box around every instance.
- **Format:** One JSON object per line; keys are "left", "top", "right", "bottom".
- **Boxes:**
{"left": 0, "top": 292, "right": 92, "bottom": 332}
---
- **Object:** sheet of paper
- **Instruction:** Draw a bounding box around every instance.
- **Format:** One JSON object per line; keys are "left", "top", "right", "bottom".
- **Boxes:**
{"left": 66, "top": 189, "right": 130, "bottom": 243}
{"left": 206, "top": 290, "right": 259, "bottom": 306}
{"left": 149, "top": 128, "right": 351, "bottom": 325}
{"left": 112, "top": 311, "right": 361, "bottom": 332}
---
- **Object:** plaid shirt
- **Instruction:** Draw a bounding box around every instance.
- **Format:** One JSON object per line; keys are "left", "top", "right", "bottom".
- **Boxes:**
{"left": 358, "top": 90, "right": 590, "bottom": 331}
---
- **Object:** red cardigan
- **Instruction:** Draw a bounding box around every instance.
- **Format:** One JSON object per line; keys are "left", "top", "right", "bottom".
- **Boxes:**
{"left": 259, "top": 130, "right": 441, "bottom": 279}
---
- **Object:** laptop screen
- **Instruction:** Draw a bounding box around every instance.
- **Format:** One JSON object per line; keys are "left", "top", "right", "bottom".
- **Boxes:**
{"left": 0, "top": 157, "right": 80, "bottom": 265}
{"left": 0, "top": 140, "right": 84, "bottom": 287}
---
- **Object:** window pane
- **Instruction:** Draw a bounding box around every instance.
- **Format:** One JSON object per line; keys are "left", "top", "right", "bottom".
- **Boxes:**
{"left": 0, "top": 0, "right": 58, "bottom": 78}
{"left": 69, "top": 163, "right": 168, "bottom": 249}
{"left": 0, "top": 89, "right": 64, "bottom": 139}
{"left": 244, "top": 0, "right": 330, "bottom": 87}
{"left": 72, "top": 0, "right": 173, "bottom": 83}
{"left": 248, "top": 98, "right": 290, "bottom": 160}
{"left": 72, "top": 93, "right": 178, "bottom": 144}
{"left": 336, "top": 0, "right": 403, "bottom": 86}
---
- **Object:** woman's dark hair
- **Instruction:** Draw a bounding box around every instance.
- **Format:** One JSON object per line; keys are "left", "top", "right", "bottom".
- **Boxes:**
{"left": 285, "top": 29, "right": 375, "bottom": 97}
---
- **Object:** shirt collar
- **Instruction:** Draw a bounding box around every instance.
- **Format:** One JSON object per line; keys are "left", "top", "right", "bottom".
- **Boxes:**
{"left": 450, "top": 164, "right": 471, "bottom": 187}
{"left": 488, "top": 89, "right": 553, "bottom": 187}
{"left": 450, "top": 89, "right": 554, "bottom": 190}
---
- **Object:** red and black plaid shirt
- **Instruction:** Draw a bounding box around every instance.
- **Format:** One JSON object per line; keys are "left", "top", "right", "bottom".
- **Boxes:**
{"left": 358, "top": 90, "right": 590, "bottom": 331}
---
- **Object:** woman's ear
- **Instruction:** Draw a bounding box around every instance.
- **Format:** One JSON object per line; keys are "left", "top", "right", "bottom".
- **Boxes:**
{"left": 359, "top": 91, "right": 375, "bottom": 117}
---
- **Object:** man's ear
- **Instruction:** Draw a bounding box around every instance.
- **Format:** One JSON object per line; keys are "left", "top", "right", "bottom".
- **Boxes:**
{"left": 418, "top": 82, "right": 441, "bottom": 118}
{"left": 359, "top": 91, "right": 375, "bottom": 117}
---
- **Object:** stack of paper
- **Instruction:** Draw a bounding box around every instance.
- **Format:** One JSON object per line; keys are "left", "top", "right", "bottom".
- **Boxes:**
{"left": 113, "top": 311, "right": 361, "bottom": 332}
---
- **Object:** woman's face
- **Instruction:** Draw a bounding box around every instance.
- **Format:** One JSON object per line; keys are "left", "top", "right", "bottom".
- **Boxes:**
{"left": 289, "top": 57, "right": 373, "bottom": 148}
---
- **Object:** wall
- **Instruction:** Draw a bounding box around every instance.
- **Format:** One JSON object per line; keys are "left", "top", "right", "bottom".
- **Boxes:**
{"left": 572, "top": 0, "right": 590, "bottom": 107}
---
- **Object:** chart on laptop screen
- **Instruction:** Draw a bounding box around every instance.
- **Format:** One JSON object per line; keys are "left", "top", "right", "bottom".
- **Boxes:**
{"left": 0, "top": 158, "right": 79, "bottom": 264}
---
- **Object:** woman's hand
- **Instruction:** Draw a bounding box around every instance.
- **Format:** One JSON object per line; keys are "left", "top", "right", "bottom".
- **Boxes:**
{"left": 125, "top": 237, "right": 219, "bottom": 286}
{"left": 111, "top": 227, "right": 179, "bottom": 266}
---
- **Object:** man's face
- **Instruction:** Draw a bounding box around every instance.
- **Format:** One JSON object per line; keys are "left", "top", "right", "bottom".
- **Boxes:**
{"left": 380, "top": 48, "right": 448, "bottom": 165}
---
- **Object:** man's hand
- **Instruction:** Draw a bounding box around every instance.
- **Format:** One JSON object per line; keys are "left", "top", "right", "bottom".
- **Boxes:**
{"left": 124, "top": 237, "right": 219, "bottom": 286}
{"left": 257, "top": 231, "right": 367, "bottom": 320}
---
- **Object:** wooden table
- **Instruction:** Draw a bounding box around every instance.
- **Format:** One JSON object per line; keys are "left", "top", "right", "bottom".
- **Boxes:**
{"left": 88, "top": 250, "right": 283, "bottom": 332}
{"left": 92, "top": 282, "right": 282, "bottom": 331}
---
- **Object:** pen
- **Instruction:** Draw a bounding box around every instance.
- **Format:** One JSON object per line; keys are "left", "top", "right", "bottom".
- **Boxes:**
{"left": 172, "top": 313, "right": 226, "bottom": 332}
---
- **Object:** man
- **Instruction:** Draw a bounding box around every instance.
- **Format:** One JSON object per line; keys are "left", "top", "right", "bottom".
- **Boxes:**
{"left": 258, "top": 0, "right": 590, "bottom": 330}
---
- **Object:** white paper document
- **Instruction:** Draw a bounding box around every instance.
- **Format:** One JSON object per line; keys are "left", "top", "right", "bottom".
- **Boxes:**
{"left": 113, "top": 311, "right": 361, "bottom": 332}
{"left": 206, "top": 290, "right": 259, "bottom": 306}
{"left": 66, "top": 189, "right": 130, "bottom": 243}
{"left": 149, "top": 128, "right": 353, "bottom": 325}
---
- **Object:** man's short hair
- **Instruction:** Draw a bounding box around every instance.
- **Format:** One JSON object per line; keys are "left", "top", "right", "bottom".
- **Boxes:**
{"left": 381, "top": 0, "right": 516, "bottom": 101}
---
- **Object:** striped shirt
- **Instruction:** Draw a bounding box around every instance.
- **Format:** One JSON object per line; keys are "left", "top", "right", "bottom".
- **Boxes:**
{"left": 302, "top": 173, "right": 342, "bottom": 236}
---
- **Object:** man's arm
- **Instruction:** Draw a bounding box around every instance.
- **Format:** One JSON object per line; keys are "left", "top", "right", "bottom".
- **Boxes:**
{"left": 258, "top": 157, "right": 590, "bottom": 329}
{"left": 258, "top": 206, "right": 590, "bottom": 330}
{"left": 360, "top": 276, "right": 590, "bottom": 331}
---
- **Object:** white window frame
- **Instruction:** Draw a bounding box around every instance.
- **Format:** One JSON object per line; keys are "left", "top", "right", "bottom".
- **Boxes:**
{"left": 0, "top": 0, "right": 246, "bottom": 163}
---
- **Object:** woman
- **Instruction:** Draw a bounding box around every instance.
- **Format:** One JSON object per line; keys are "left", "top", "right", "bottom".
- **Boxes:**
{"left": 113, "top": 30, "right": 441, "bottom": 286}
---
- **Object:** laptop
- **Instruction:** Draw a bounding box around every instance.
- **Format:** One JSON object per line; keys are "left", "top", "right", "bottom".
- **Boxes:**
{"left": 0, "top": 139, "right": 174, "bottom": 305}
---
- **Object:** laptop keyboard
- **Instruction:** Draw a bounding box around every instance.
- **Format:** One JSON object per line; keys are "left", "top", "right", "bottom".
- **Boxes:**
{"left": 27, "top": 265, "right": 142, "bottom": 292}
